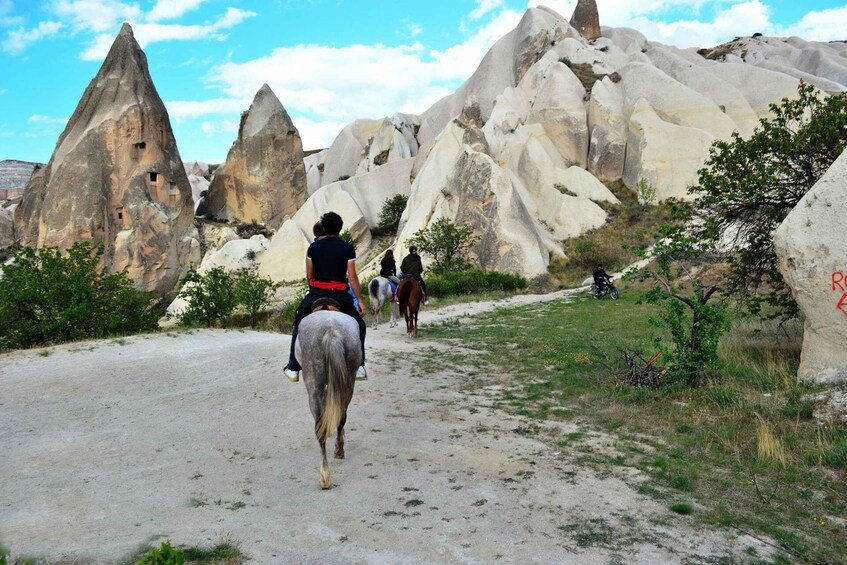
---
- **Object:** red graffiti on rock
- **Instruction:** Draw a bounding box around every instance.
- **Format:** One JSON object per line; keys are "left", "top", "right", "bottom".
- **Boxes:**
{"left": 838, "top": 293, "right": 847, "bottom": 317}
{"left": 833, "top": 272, "right": 847, "bottom": 291}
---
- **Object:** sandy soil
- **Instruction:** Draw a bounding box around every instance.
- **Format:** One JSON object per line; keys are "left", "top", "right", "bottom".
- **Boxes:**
{"left": 0, "top": 291, "right": 767, "bottom": 563}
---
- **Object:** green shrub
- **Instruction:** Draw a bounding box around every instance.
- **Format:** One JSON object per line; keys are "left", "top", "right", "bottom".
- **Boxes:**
{"left": 427, "top": 269, "right": 527, "bottom": 297}
{"left": 669, "top": 502, "right": 693, "bottom": 515}
{"left": 412, "top": 218, "right": 479, "bottom": 274}
{"left": 178, "top": 267, "right": 237, "bottom": 327}
{"left": 340, "top": 230, "right": 355, "bottom": 245}
{"left": 823, "top": 439, "right": 847, "bottom": 468}
{"left": 137, "top": 541, "right": 185, "bottom": 565}
{"left": 0, "top": 242, "right": 156, "bottom": 349}
{"left": 233, "top": 270, "right": 280, "bottom": 328}
{"left": 375, "top": 194, "right": 408, "bottom": 235}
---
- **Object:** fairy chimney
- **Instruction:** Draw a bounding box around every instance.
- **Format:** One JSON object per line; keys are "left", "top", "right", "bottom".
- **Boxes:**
{"left": 205, "top": 84, "right": 307, "bottom": 228}
{"left": 14, "top": 23, "right": 198, "bottom": 296}
{"left": 570, "top": 0, "right": 601, "bottom": 41}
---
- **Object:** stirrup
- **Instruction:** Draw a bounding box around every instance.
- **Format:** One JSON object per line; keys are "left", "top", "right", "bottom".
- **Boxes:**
{"left": 356, "top": 366, "right": 368, "bottom": 381}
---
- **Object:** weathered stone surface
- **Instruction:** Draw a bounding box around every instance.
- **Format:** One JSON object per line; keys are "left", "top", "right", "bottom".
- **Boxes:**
{"left": 570, "top": 0, "right": 600, "bottom": 41}
{"left": 647, "top": 45, "right": 760, "bottom": 138}
{"left": 13, "top": 23, "right": 198, "bottom": 296}
{"left": 304, "top": 149, "right": 328, "bottom": 197}
{"left": 704, "top": 63, "right": 801, "bottom": 120}
{"left": 0, "top": 207, "right": 13, "bottom": 249}
{"left": 523, "top": 58, "right": 590, "bottom": 167}
{"left": 601, "top": 27, "right": 649, "bottom": 54}
{"left": 587, "top": 77, "right": 627, "bottom": 181}
{"left": 623, "top": 99, "right": 714, "bottom": 201}
{"left": 415, "top": 7, "right": 574, "bottom": 169}
{"left": 774, "top": 151, "right": 847, "bottom": 384}
{"left": 0, "top": 160, "right": 40, "bottom": 200}
{"left": 257, "top": 219, "right": 311, "bottom": 283}
{"left": 397, "top": 107, "right": 561, "bottom": 276}
{"left": 205, "top": 84, "right": 306, "bottom": 227}
{"left": 619, "top": 62, "right": 737, "bottom": 140}
{"left": 318, "top": 114, "right": 419, "bottom": 190}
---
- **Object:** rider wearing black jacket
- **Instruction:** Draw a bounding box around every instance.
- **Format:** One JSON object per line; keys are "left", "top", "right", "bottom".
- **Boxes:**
{"left": 400, "top": 246, "right": 428, "bottom": 298}
{"left": 593, "top": 264, "right": 610, "bottom": 290}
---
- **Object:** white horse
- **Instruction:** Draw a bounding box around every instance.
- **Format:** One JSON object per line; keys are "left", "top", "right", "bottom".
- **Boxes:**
{"left": 367, "top": 276, "right": 397, "bottom": 329}
{"left": 295, "top": 304, "right": 362, "bottom": 489}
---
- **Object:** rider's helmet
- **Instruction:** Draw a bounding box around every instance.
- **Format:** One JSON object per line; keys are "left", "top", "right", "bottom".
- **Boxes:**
{"left": 410, "top": 245, "right": 417, "bottom": 253}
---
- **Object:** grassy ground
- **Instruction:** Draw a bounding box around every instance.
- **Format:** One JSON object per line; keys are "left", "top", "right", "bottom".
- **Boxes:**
{"left": 423, "top": 289, "right": 847, "bottom": 564}
{"left": 548, "top": 182, "right": 673, "bottom": 288}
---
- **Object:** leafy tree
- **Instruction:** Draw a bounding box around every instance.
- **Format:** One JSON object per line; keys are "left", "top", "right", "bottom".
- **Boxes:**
{"left": 412, "top": 218, "right": 479, "bottom": 274}
{"left": 375, "top": 194, "right": 408, "bottom": 235}
{"left": 177, "top": 267, "right": 237, "bottom": 327}
{"left": 234, "top": 269, "right": 280, "bottom": 328}
{"left": 691, "top": 82, "right": 847, "bottom": 320}
{"left": 0, "top": 242, "right": 155, "bottom": 349}
{"left": 635, "top": 203, "right": 731, "bottom": 387}
{"left": 340, "top": 230, "right": 355, "bottom": 245}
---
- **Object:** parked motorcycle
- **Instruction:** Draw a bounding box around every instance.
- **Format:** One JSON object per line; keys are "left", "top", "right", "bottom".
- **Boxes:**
{"left": 589, "top": 277, "right": 619, "bottom": 300}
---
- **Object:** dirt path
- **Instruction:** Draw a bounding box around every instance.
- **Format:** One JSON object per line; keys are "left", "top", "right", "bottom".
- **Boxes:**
{"left": 0, "top": 291, "right": 766, "bottom": 563}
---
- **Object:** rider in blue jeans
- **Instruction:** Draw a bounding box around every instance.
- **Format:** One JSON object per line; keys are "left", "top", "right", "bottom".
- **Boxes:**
{"left": 284, "top": 212, "right": 367, "bottom": 382}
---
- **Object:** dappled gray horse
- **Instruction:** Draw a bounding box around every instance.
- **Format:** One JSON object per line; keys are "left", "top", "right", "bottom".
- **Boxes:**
{"left": 368, "top": 276, "right": 397, "bottom": 329}
{"left": 295, "top": 307, "right": 362, "bottom": 489}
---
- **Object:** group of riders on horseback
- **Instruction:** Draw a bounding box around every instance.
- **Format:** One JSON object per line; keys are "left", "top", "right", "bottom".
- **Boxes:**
{"left": 283, "top": 211, "right": 427, "bottom": 384}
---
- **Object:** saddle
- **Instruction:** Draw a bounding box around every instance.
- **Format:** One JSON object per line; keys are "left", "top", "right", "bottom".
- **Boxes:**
{"left": 310, "top": 297, "right": 342, "bottom": 313}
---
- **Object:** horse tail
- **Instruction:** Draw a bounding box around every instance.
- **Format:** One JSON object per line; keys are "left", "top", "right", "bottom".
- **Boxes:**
{"left": 398, "top": 281, "right": 408, "bottom": 317}
{"left": 316, "top": 328, "right": 353, "bottom": 440}
{"left": 368, "top": 278, "right": 380, "bottom": 313}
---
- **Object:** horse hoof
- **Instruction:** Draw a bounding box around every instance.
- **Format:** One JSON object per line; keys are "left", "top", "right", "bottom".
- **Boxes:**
{"left": 335, "top": 449, "right": 345, "bottom": 459}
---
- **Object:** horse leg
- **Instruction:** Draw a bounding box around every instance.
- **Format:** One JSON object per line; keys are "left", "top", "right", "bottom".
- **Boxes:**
{"left": 334, "top": 410, "right": 347, "bottom": 459}
{"left": 389, "top": 301, "right": 397, "bottom": 328}
{"left": 317, "top": 422, "right": 332, "bottom": 489}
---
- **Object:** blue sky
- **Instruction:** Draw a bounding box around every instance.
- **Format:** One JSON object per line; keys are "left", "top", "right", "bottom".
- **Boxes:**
{"left": 1, "top": 0, "right": 846, "bottom": 164}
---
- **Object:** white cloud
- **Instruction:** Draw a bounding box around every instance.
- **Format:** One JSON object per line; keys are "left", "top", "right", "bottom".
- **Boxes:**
{"left": 288, "top": 117, "right": 348, "bottom": 150}
{"left": 165, "top": 4, "right": 526, "bottom": 153}
{"left": 0, "top": 0, "right": 22, "bottom": 27}
{"left": 2, "top": 21, "right": 63, "bottom": 54}
{"left": 79, "top": 7, "right": 257, "bottom": 60}
{"left": 28, "top": 115, "right": 69, "bottom": 124}
{"left": 783, "top": 6, "right": 847, "bottom": 42}
{"left": 470, "top": 0, "right": 504, "bottom": 20}
{"left": 635, "top": 1, "right": 774, "bottom": 48}
{"left": 199, "top": 119, "right": 238, "bottom": 135}
{"left": 0, "top": 88, "right": 7, "bottom": 95}
{"left": 147, "top": 0, "right": 207, "bottom": 23}
{"left": 55, "top": 0, "right": 141, "bottom": 34}
{"left": 167, "top": 98, "right": 253, "bottom": 120}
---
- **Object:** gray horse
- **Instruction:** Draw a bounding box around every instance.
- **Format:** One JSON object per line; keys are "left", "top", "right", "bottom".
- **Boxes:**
{"left": 295, "top": 308, "right": 362, "bottom": 489}
{"left": 367, "top": 276, "right": 397, "bottom": 329}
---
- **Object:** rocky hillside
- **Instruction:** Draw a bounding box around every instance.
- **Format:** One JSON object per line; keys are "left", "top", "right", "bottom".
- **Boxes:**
{"left": 250, "top": 4, "right": 846, "bottom": 281}
{"left": 0, "top": 160, "right": 40, "bottom": 200}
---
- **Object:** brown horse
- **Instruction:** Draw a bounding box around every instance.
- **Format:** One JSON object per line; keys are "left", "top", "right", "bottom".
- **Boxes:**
{"left": 397, "top": 276, "right": 422, "bottom": 336}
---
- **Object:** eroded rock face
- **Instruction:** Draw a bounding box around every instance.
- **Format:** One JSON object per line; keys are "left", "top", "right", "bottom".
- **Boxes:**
{"left": 13, "top": 23, "right": 198, "bottom": 296}
{"left": 570, "top": 0, "right": 601, "bottom": 41}
{"left": 774, "top": 151, "right": 847, "bottom": 384}
{"left": 205, "top": 84, "right": 306, "bottom": 227}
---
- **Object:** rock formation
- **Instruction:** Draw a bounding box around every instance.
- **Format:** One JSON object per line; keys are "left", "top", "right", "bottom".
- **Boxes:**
{"left": 570, "top": 0, "right": 601, "bottom": 41}
{"left": 205, "top": 84, "right": 306, "bottom": 227}
{"left": 774, "top": 151, "right": 847, "bottom": 384}
{"left": 0, "top": 160, "right": 40, "bottom": 201}
{"left": 13, "top": 23, "right": 198, "bottom": 296}
{"left": 311, "top": 114, "right": 419, "bottom": 192}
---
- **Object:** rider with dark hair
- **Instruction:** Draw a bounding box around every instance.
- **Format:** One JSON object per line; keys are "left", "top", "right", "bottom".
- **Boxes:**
{"left": 400, "top": 245, "right": 428, "bottom": 300}
{"left": 380, "top": 249, "right": 400, "bottom": 285}
{"left": 593, "top": 263, "right": 610, "bottom": 290}
{"left": 284, "top": 212, "right": 367, "bottom": 382}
